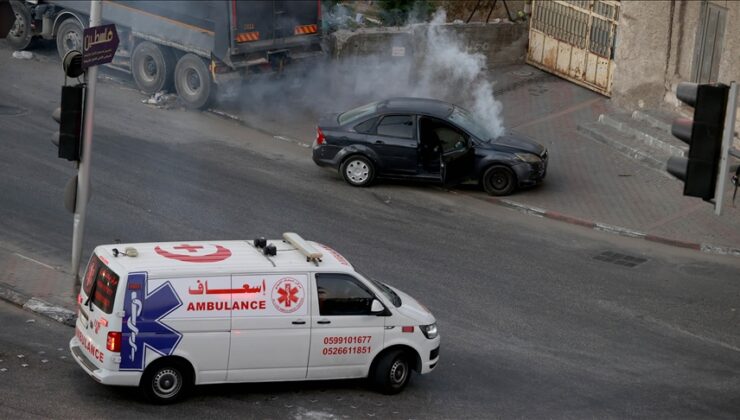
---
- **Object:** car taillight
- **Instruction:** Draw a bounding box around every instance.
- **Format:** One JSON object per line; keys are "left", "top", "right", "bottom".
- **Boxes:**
{"left": 107, "top": 331, "right": 121, "bottom": 352}
{"left": 316, "top": 127, "right": 325, "bottom": 145}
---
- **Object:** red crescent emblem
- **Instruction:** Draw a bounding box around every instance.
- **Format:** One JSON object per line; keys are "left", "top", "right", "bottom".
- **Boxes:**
{"left": 154, "top": 244, "right": 232, "bottom": 263}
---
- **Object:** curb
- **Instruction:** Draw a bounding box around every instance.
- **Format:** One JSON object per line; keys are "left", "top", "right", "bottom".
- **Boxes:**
{"left": 0, "top": 282, "right": 76, "bottom": 327}
{"left": 480, "top": 197, "right": 740, "bottom": 257}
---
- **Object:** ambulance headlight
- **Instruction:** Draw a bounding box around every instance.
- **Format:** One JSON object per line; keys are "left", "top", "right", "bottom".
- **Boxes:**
{"left": 420, "top": 323, "right": 438, "bottom": 339}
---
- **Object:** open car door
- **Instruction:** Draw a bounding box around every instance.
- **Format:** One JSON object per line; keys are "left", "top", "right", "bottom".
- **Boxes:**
{"left": 439, "top": 128, "right": 475, "bottom": 187}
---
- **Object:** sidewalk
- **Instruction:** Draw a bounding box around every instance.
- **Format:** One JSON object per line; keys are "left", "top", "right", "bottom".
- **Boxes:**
{"left": 486, "top": 64, "right": 740, "bottom": 255}
{"left": 0, "top": 244, "right": 76, "bottom": 326}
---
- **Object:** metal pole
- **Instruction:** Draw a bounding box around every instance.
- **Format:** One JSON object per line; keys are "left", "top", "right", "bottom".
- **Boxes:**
{"left": 714, "top": 81, "right": 738, "bottom": 216}
{"left": 71, "top": 0, "right": 102, "bottom": 284}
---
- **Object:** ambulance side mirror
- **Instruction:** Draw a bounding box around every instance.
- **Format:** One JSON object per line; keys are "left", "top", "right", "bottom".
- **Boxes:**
{"left": 370, "top": 299, "right": 387, "bottom": 316}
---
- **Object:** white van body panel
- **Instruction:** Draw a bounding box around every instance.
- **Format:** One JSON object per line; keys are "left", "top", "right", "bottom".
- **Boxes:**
{"left": 69, "top": 236, "right": 439, "bottom": 391}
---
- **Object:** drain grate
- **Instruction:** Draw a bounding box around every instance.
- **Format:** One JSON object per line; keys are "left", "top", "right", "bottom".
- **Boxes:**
{"left": 593, "top": 251, "right": 647, "bottom": 268}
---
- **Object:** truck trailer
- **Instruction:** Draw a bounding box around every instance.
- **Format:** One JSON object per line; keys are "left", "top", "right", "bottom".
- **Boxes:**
{"left": 7, "top": 0, "right": 323, "bottom": 108}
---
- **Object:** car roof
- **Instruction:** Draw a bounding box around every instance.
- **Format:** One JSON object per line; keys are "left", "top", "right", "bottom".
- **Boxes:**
{"left": 378, "top": 97, "right": 455, "bottom": 119}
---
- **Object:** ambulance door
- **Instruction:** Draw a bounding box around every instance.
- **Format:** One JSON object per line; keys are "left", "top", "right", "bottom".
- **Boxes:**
{"left": 131, "top": 275, "right": 232, "bottom": 383}
{"left": 227, "top": 273, "right": 311, "bottom": 382}
{"left": 307, "top": 273, "right": 386, "bottom": 380}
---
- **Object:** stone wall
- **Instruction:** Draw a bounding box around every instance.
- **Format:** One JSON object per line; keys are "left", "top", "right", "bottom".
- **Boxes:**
{"left": 329, "top": 21, "right": 528, "bottom": 72}
{"left": 610, "top": 1, "right": 673, "bottom": 110}
{"left": 612, "top": 0, "right": 740, "bottom": 115}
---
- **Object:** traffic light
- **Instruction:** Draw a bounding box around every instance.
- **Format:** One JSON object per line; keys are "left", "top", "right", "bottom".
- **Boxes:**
{"left": 52, "top": 51, "right": 86, "bottom": 161}
{"left": 0, "top": 0, "right": 14, "bottom": 39}
{"left": 666, "top": 82, "right": 729, "bottom": 201}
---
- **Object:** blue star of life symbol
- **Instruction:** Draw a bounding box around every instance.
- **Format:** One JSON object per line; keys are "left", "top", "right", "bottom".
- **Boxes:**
{"left": 120, "top": 272, "right": 182, "bottom": 371}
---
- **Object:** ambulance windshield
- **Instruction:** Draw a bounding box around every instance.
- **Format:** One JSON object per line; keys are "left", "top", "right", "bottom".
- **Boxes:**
{"left": 82, "top": 254, "right": 120, "bottom": 314}
{"left": 362, "top": 273, "right": 402, "bottom": 307}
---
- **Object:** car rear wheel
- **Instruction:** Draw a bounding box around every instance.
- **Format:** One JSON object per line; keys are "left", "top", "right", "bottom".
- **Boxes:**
{"left": 132, "top": 41, "right": 176, "bottom": 94}
{"left": 341, "top": 155, "right": 375, "bottom": 187}
{"left": 482, "top": 165, "right": 516, "bottom": 196}
{"left": 371, "top": 349, "right": 411, "bottom": 394}
{"left": 140, "top": 360, "right": 191, "bottom": 404}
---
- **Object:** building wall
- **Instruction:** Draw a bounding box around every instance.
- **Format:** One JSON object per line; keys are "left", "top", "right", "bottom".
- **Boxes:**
{"left": 610, "top": 0, "right": 673, "bottom": 110}
{"left": 613, "top": 0, "right": 740, "bottom": 115}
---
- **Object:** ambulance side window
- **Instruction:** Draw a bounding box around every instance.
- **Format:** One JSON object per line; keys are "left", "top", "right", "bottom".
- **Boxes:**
{"left": 316, "top": 273, "right": 376, "bottom": 316}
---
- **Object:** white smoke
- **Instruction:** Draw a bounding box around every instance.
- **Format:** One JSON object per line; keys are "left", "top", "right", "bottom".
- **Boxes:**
{"left": 217, "top": 7, "right": 505, "bottom": 140}
{"left": 414, "top": 9, "right": 504, "bottom": 138}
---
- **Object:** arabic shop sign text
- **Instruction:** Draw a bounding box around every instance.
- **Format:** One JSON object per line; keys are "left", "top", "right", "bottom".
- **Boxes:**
{"left": 82, "top": 24, "right": 119, "bottom": 69}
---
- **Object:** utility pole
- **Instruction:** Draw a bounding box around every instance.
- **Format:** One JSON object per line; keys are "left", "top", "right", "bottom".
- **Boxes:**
{"left": 71, "top": 0, "right": 102, "bottom": 284}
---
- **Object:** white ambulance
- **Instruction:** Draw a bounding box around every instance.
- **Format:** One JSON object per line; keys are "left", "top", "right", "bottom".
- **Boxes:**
{"left": 70, "top": 233, "right": 440, "bottom": 403}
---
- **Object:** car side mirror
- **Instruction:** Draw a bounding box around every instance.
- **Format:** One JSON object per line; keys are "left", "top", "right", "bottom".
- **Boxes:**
{"left": 370, "top": 299, "right": 387, "bottom": 315}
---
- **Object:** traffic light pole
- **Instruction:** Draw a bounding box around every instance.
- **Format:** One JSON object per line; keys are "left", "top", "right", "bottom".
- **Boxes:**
{"left": 71, "top": 0, "right": 102, "bottom": 284}
{"left": 714, "top": 81, "right": 738, "bottom": 216}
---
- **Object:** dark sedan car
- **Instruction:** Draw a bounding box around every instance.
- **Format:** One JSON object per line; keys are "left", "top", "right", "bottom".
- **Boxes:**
{"left": 312, "top": 97, "right": 548, "bottom": 196}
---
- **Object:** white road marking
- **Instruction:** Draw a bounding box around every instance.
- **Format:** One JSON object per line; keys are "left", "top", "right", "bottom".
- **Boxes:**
{"left": 13, "top": 253, "right": 55, "bottom": 270}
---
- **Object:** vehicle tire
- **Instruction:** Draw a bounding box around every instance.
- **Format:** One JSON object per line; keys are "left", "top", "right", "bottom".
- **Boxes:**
{"left": 55, "top": 18, "right": 84, "bottom": 60}
{"left": 140, "top": 359, "right": 192, "bottom": 404}
{"left": 131, "top": 41, "right": 176, "bottom": 94}
{"left": 482, "top": 165, "right": 516, "bottom": 196}
{"left": 340, "top": 155, "right": 375, "bottom": 187}
{"left": 371, "top": 349, "right": 411, "bottom": 395}
{"left": 174, "top": 53, "right": 212, "bottom": 109}
{"left": 7, "top": 0, "right": 34, "bottom": 50}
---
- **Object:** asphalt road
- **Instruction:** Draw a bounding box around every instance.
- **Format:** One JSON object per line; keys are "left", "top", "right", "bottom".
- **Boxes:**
{"left": 1, "top": 43, "right": 739, "bottom": 419}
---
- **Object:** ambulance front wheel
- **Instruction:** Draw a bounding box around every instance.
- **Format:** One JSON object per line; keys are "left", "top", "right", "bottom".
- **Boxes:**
{"left": 141, "top": 359, "right": 193, "bottom": 404}
{"left": 371, "top": 349, "right": 411, "bottom": 394}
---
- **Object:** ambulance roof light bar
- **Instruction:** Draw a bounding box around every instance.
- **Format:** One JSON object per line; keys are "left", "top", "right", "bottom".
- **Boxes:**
{"left": 283, "top": 232, "right": 323, "bottom": 263}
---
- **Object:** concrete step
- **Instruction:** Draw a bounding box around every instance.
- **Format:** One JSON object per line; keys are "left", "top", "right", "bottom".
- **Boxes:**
{"left": 631, "top": 108, "right": 674, "bottom": 132}
{"left": 577, "top": 122, "right": 672, "bottom": 173}
{"left": 598, "top": 112, "right": 687, "bottom": 158}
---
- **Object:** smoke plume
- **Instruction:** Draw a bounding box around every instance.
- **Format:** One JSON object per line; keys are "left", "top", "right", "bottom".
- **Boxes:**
{"left": 217, "top": 7, "right": 504, "bottom": 140}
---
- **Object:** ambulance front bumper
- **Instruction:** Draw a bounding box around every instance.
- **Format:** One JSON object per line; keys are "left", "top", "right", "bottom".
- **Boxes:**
{"left": 419, "top": 336, "right": 440, "bottom": 374}
{"left": 69, "top": 337, "right": 140, "bottom": 386}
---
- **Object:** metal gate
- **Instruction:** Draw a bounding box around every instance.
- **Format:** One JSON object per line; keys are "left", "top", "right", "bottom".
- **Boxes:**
{"left": 527, "top": 0, "right": 620, "bottom": 96}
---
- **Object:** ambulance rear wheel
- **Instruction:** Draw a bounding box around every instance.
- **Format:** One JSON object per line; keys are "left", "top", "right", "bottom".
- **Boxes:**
{"left": 141, "top": 359, "right": 192, "bottom": 404}
{"left": 371, "top": 349, "right": 411, "bottom": 394}
{"left": 174, "top": 53, "right": 212, "bottom": 109}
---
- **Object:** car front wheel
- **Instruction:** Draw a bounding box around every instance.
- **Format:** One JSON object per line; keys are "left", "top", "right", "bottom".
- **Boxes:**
{"left": 482, "top": 165, "right": 516, "bottom": 196}
{"left": 340, "top": 155, "right": 375, "bottom": 187}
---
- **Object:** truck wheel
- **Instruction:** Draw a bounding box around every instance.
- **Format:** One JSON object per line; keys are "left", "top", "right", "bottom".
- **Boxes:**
{"left": 140, "top": 359, "right": 192, "bottom": 404}
{"left": 7, "top": 0, "right": 34, "bottom": 50}
{"left": 174, "top": 53, "right": 212, "bottom": 109}
{"left": 56, "top": 18, "right": 84, "bottom": 60}
{"left": 371, "top": 349, "right": 411, "bottom": 395}
{"left": 131, "top": 41, "right": 176, "bottom": 94}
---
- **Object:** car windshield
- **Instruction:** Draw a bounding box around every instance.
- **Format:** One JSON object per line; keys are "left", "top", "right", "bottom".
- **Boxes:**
{"left": 447, "top": 106, "right": 495, "bottom": 141}
{"left": 338, "top": 101, "right": 379, "bottom": 125}
{"left": 361, "top": 272, "right": 402, "bottom": 307}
